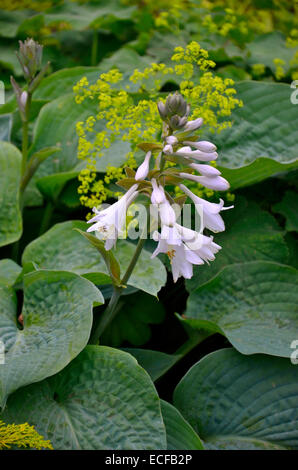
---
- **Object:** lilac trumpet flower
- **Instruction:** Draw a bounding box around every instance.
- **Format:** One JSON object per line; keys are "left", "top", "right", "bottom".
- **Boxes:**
{"left": 151, "top": 179, "right": 166, "bottom": 205}
{"left": 87, "top": 184, "right": 139, "bottom": 250}
{"left": 179, "top": 172, "right": 230, "bottom": 191}
{"left": 175, "top": 146, "right": 218, "bottom": 162}
{"left": 179, "top": 184, "right": 233, "bottom": 232}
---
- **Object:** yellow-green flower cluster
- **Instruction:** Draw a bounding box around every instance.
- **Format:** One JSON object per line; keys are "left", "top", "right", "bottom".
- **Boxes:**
{"left": 0, "top": 420, "right": 53, "bottom": 450}
{"left": 273, "top": 58, "right": 286, "bottom": 81}
{"left": 73, "top": 41, "right": 242, "bottom": 212}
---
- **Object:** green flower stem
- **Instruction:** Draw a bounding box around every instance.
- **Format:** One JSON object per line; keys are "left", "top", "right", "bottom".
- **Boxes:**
{"left": 89, "top": 235, "right": 147, "bottom": 344}
{"left": 21, "top": 92, "right": 31, "bottom": 176}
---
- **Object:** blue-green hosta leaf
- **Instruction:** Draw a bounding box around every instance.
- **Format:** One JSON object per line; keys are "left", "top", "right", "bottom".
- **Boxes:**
{"left": 174, "top": 348, "right": 298, "bottom": 450}
{"left": 34, "top": 50, "right": 151, "bottom": 102}
{"left": 247, "top": 32, "right": 296, "bottom": 75}
{"left": 0, "top": 270, "right": 103, "bottom": 408}
{"left": 273, "top": 191, "right": 298, "bottom": 232}
{"left": 219, "top": 157, "right": 298, "bottom": 190}
{"left": 213, "top": 81, "right": 298, "bottom": 186}
{"left": 161, "top": 400, "right": 204, "bottom": 450}
{"left": 22, "top": 220, "right": 167, "bottom": 296}
{"left": 25, "top": 94, "right": 130, "bottom": 205}
{"left": 185, "top": 261, "right": 298, "bottom": 358}
{"left": 186, "top": 197, "right": 288, "bottom": 291}
{"left": 0, "top": 141, "right": 22, "bottom": 247}
{"left": 45, "top": 1, "right": 136, "bottom": 31}
{"left": 123, "top": 349, "right": 181, "bottom": 382}
{"left": 0, "top": 259, "right": 22, "bottom": 287}
{"left": 2, "top": 346, "right": 167, "bottom": 450}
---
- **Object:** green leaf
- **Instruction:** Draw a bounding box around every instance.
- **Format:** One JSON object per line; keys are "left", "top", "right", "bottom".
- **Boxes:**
{"left": 273, "top": 191, "right": 298, "bottom": 232}
{"left": 0, "top": 270, "right": 103, "bottom": 408}
{"left": 123, "top": 349, "right": 181, "bottom": 382}
{"left": 0, "top": 10, "right": 27, "bottom": 38}
{"left": 22, "top": 220, "right": 167, "bottom": 296}
{"left": 219, "top": 157, "right": 298, "bottom": 190}
{"left": 247, "top": 32, "right": 296, "bottom": 75}
{"left": 102, "top": 292, "right": 165, "bottom": 347}
{"left": 213, "top": 81, "right": 298, "bottom": 186}
{"left": 25, "top": 94, "right": 130, "bottom": 204}
{"left": 75, "top": 229, "right": 121, "bottom": 285}
{"left": 185, "top": 261, "right": 298, "bottom": 358}
{"left": 34, "top": 66, "right": 102, "bottom": 101}
{"left": 174, "top": 348, "right": 298, "bottom": 450}
{"left": 0, "top": 141, "right": 22, "bottom": 247}
{"left": 0, "top": 259, "right": 22, "bottom": 287}
{"left": 161, "top": 400, "right": 204, "bottom": 450}
{"left": 186, "top": 197, "right": 288, "bottom": 291}
{"left": 2, "top": 346, "right": 167, "bottom": 450}
{"left": 35, "top": 48, "right": 151, "bottom": 102}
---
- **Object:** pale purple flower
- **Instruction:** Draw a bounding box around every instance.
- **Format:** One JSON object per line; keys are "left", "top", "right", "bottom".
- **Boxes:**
{"left": 135, "top": 151, "right": 151, "bottom": 181}
{"left": 179, "top": 172, "right": 230, "bottom": 191}
{"left": 87, "top": 184, "right": 138, "bottom": 249}
{"left": 183, "top": 140, "right": 217, "bottom": 153}
{"left": 151, "top": 179, "right": 166, "bottom": 205}
{"left": 179, "top": 184, "right": 233, "bottom": 232}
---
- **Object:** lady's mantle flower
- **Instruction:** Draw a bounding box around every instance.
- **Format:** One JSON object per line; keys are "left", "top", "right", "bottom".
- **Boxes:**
{"left": 87, "top": 184, "right": 138, "bottom": 249}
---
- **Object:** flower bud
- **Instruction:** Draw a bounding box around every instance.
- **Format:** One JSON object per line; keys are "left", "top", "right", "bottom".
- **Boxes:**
{"left": 163, "top": 144, "right": 173, "bottom": 154}
{"left": 183, "top": 118, "right": 203, "bottom": 132}
{"left": 188, "top": 163, "right": 221, "bottom": 177}
{"left": 135, "top": 151, "right": 151, "bottom": 181}
{"left": 169, "top": 115, "right": 188, "bottom": 130}
{"left": 157, "top": 101, "right": 167, "bottom": 119}
{"left": 184, "top": 140, "right": 217, "bottom": 153}
{"left": 17, "top": 38, "right": 43, "bottom": 81}
{"left": 165, "top": 92, "right": 188, "bottom": 117}
{"left": 151, "top": 179, "right": 166, "bottom": 204}
{"left": 166, "top": 135, "right": 178, "bottom": 145}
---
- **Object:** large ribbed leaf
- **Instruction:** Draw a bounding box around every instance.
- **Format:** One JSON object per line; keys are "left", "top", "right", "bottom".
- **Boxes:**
{"left": 161, "top": 400, "right": 204, "bottom": 450}
{"left": 22, "top": 220, "right": 166, "bottom": 295}
{"left": 0, "top": 259, "right": 21, "bottom": 286}
{"left": 2, "top": 346, "right": 167, "bottom": 450}
{"left": 24, "top": 94, "right": 130, "bottom": 205}
{"left": 0, "top": 270, "right": 103, "bottom": 408}
{"left": 22, "top": 220, "right": 167, "bottom": 296}
{"left": 215, "top": 81, "right": 298, "bottom": 167}
{"left": 185, "top": 261, "right": 298, "bottom": 358}
{"left": 174, "top": 349, "right": 298, "bottom": 450}
{"left": 273, "top": 191, "right": 298, "bottom": 232}
{"left": 0, "top": 141, "right": 22, "bottom": 247}
{"left": 214, "top": 81, "right": 298, "bottom": 187}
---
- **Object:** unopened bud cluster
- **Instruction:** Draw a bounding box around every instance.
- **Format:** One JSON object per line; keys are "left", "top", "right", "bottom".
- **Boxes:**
{"left": 158, "top": 92, "right": 190, "bottom": 130}
{"left": 11, "top": 38, "right": 50, "bottom": 122}
{"left": 17, "top": 38, "right": 43, "bottom": 82}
